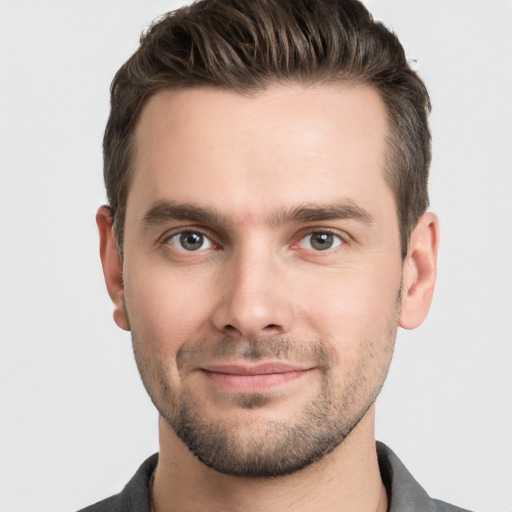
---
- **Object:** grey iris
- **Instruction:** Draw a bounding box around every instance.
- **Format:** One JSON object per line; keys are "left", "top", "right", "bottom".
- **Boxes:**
{"left": 180, "top": 232, "right": 204, "bottom": 251}
{"left": 310, "top": 232, "right": 334, "bottom": 250}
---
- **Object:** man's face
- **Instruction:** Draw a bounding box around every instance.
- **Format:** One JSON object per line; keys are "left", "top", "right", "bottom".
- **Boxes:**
{"left": 120, "top": 84, "right": 404, "bottom": 476}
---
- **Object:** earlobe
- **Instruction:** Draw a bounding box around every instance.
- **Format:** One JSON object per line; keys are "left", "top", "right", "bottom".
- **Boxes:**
{"left": 96, "top": 206, "right": 131, "bottom": 331}
{"left": 399, "top": 212, "right": 440, "bottom": 330}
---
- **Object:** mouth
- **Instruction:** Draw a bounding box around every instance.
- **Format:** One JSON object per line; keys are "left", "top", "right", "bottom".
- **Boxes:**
{"left": 199, "top": 362, "right": 315, "bottom": 392}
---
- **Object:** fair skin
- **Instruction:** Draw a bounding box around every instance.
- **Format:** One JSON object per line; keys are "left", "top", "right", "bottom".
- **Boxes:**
{"left": 98, "top": 84, "right": 439, "bottom": 512}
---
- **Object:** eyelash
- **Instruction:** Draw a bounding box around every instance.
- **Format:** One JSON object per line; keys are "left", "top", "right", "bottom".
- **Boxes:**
{"left": 161, "top": 227, "right": 347, "bottom": 253}
{"left": 296, "top": 230, "right": 345, "bottom": 252}
{"left": 164, "top": 229, "right": 218, "bottom": 252}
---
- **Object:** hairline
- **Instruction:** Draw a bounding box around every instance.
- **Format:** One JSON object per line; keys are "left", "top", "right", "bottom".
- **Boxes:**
{"left": 112, "top": 78, "right": 414, "bottom": 259}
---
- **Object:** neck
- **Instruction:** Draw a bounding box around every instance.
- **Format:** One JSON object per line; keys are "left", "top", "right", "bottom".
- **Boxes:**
{"left": 151, "top": 406, "right": 387, "bottom": 512}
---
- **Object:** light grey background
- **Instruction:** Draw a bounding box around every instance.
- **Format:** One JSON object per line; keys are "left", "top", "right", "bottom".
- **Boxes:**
{"left": 0, "top": 1, "right": 510, "bottom": 511}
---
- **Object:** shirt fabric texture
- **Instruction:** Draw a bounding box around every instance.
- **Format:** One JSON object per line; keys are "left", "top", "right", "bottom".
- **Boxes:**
{"left": 76, "top": 442, "right": 473, "bottom": 512}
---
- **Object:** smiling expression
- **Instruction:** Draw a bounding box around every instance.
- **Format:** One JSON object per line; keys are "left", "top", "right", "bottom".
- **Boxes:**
{"left": 110, "top": 83, "right": 406, "bottom": 476}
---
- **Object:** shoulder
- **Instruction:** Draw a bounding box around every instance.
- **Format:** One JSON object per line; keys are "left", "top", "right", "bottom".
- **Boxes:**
{"left": 377, "top": 442, "right": 474, "bottom": 512}
{"left": 77, "top": 494, "right": 121, "bottom": 512}
{"left": 431, "top": 499, "right": 473, "bottom": 512}
{"left": 75, "top": 453, "right": 158, "bottom": 512}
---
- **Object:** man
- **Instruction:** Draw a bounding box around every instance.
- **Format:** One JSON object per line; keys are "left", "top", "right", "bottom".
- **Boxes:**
{"left": 81, "top": 0, "right": 469, "bottom": 510}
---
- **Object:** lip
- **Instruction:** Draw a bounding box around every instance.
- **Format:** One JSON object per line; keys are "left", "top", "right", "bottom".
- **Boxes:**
{"left": 199, "top": 362, "right": 314, "bottom": 392}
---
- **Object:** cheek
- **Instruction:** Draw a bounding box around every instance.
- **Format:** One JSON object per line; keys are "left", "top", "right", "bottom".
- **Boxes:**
{"left": 123, "top": 263, "right": 215, "bottom": 349}
{"left": 300, "top": 261, "right": 402, "bottom": 340}
{"left": 302, "top": 265, "right": 400, "bottom": 391}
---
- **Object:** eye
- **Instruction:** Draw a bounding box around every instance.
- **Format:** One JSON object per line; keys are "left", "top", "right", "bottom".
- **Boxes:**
{"left": 298, "top": 231, "right": 343, "bottom": 251}
{"left": 167, "top": 231, "right": 213, "bottom": 251}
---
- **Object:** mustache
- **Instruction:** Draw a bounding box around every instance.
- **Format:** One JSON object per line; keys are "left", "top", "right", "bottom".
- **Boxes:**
{"left": 176, "top": 337, "right": 336, "bottom": 372}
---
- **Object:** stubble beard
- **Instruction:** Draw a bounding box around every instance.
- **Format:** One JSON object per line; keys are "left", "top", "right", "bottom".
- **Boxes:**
{"left": 131, "top": 323, "right": 397, "bottom": 478}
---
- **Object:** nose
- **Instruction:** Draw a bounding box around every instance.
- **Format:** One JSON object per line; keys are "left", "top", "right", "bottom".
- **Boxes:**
{"left": 211, "top": 245, "right": 294, "bottom": 340}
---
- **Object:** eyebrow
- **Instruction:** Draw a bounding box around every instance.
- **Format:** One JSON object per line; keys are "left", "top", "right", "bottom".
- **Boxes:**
{"left": 141, "top": 200, "right": 374, "bottom": 228}
{"left": 268, "top": 202, "right": 374, "bottom": 226}
{"left": 142, "top": 201, "right": 225, "bottom": 227}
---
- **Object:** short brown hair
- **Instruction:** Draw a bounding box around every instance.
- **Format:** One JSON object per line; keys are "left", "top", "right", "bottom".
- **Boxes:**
{"left": 104, "top": 0, "right": 431, "bottom": 258}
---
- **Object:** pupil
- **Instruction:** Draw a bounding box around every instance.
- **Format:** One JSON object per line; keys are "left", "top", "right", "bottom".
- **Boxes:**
{"left": 181, "top": 232, "right": 203, "bottom": 250}
{"left": 312, "top": 233, "right": 333, "bottom": 250}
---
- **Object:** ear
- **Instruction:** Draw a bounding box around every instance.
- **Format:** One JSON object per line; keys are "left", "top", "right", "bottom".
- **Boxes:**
{"left": 96, "top": 206, "right": 131, "bottom": 331}
{"left": 399, "top": 212, "right": 440, "bottom": 330}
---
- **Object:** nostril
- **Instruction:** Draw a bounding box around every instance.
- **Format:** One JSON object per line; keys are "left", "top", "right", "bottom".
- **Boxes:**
{"left": 217, "top": 322, "right": 283, "bottom": 339}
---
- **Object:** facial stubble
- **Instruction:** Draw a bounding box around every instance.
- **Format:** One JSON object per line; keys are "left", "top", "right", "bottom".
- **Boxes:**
{"left": 130, "top": 314, "right": 398, "bottom": 478}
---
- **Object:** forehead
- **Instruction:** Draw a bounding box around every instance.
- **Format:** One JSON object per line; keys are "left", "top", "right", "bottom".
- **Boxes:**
{"left": 128, "top": 83, "right": 393, "bottom": 224}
